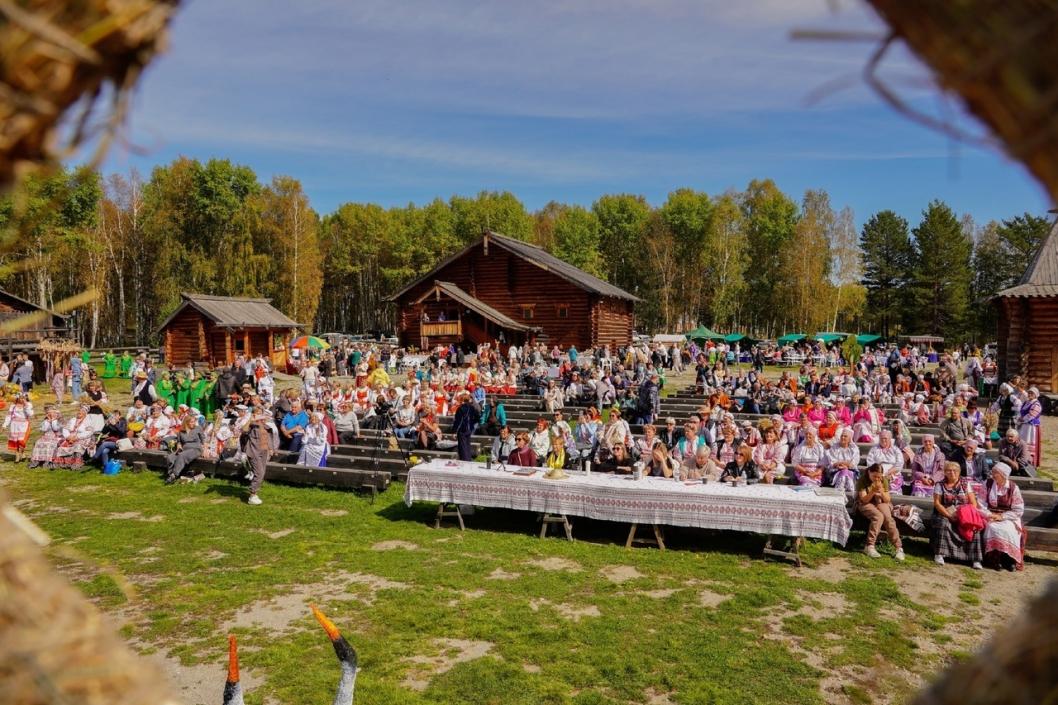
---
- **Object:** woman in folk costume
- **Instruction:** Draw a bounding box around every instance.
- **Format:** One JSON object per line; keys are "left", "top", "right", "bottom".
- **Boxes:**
{"left": 256, "top": 369, "right": 275, "bottom": 404}
{"left": 791, "top": 426, "right": 825, "bottom": 486}
{"left": 930, "top": 461, "right": 984, "bottom": 569}
{"left": 852, "top": 398, "right": 883, "bottom": 443}
{"left": 101, "top": 350, "right": 117, "bottom": 378}
{"left": 752, "top": 425, "right": 788, "bottom": 484}
{"left": 816, "top": 410, "right": 842, "bottom": 449}
{"left": 52, "top": 405, "right": 95, "bottom": 469}
{"left": 297, "top": 412, "right": 331, "bottom": 467}
{"left": 142, "top": 405, "right": 172, "bottom": 450}
{"left": 3, "top": 393, "right": 33, "bottom": 462}
{"left": 118, "top": 350, "right": 133, "bottom": 378}
{"left": 202, "top": 411, "right": 232, "bottom": 461}
{"left": 1016, "top": 386, "right": 1042, "bottom": 466}
{"left": 910, "top": 434, "right": 946, "bottom": 497}
{"left": 824, "top": 428, "right": 860, "bottom": 492}
{"left": 156, "top": 371, "right": 176, "bottom": 409}
{"left": 29, "top": 406, "right": 64, "bottom": 468}
{"left": 865, "top": 429, "right": 905, "bottom": 493}
{"left": 353, "top": 380, "right": 373, "bottom": 417}
{"left": 981, "top": 462, "right": 1026, "bottom": 571}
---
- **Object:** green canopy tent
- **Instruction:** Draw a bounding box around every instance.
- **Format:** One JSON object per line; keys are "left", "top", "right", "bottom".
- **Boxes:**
{"left": 856, "top": 333, "right": 883, "bottom": 347}
{"left": 776, "top": 333, "right": 807, "bottom": 345}
{"left": 684, "top": 326, "right": 725, "bottom": 342}
{"left": 813, "top": 332, "right": 852, "bottom": 345}
{"left": 723, "top": 333, "right": 757, "bottom": 345}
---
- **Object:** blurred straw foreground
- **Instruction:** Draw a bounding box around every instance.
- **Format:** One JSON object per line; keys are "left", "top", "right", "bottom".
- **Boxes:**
{"left": 0, "top": 0, "right": 180, "bottom": 188}
{"left": 866, "top": 0, "right": 1058, "bottom": 203}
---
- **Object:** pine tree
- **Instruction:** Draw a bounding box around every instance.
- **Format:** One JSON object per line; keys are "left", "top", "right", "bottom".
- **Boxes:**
{"left": 860, "top": 210, "right": 913, "bottom": 338}
{"left": 910, "top": 200, "right": 973, "bottom": 338}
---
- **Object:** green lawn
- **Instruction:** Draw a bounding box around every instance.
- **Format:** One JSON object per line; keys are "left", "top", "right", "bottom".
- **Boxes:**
{"left": 2, "top": 462, "right": 993, "bottom": 705}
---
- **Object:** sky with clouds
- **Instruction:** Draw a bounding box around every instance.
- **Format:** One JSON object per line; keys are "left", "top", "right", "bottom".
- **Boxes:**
{"left": 94, "top": 0, "right": 1051, "bottom": 227}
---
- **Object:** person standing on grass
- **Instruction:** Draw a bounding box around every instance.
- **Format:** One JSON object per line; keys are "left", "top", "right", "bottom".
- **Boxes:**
{"left": 855, "top": 463, "right": 905, "bottom": 561}
{"left": 243, "top": 407, "right": 274, "bottom": 506}
{"left": 50, "top": 362, "right": 66, "bottom": 405}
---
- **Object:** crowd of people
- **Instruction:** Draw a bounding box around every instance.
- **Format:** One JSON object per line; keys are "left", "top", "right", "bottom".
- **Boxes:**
{"left": 4, "top": 338, "right": 1041, "bottom": 569}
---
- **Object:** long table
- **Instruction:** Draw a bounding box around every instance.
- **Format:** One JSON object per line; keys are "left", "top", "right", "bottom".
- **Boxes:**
{"left": 404, "top": 459, "right": 852, "bottom": 546}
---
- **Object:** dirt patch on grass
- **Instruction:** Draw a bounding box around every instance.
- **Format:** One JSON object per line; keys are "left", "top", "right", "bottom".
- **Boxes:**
{"left": 253, "top": 527, "right": 295, "bottom": 539}
{"left": 203, "top": 550, "right": 227, "bottom": 561}
{"left": 530, "top": 598, "right": 601, "bottom": 622}
{"left": 526, "top": 557, "right": 582, "bottom": 572}
{"left": 600, "top": 565, "right": 644, "bottom": 583}
{"left": 222, "top": 571, "right": 410, "bottom": 634}
{"left": 67, "top": 484, "right": 101, "bottom": 493}
{"left": 697, "top": 589, "right": 730, "bottom": 609}
{"left": 403, "top": 638, "right": 495, "bottom": 691}
{"left": 447, "top": 588, "right": 486, "bottom": 606}
{"left": 642, "top": 588, "right": 679, "bottom": 599}
{"left": 177, "top": 496, "right": 199, "bottom": 504}
{"left": 486, "top": 567, "right": 520, "bottom": 580}
{"left": 798, "top": 556, "right": 853, "bottom": 583}
{"left": 795, "top": 590, "right": 849, "bottom": 620}
{"left": 319, "top": 508, "right": 348, "bottom": 517}
{"left": 107, "top": 511, "right": 165, "bottom": 522}
{"left": 371, "top": 540, "right": 418, "bottom": 551}
{"left": 646, "top": 688, "right": 677, "bottom": 705}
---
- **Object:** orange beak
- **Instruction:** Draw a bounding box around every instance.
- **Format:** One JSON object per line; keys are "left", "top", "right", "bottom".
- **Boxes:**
{"left": 227, "top": 635, "right": 240, "bottom": 683}
{"left": 311, "top": 604, "right": 341, "bottom": 641}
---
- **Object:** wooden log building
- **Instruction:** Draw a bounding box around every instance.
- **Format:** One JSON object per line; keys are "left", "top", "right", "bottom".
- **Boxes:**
{"left": 388, "top": 231, "right": 639, "bottom": 351}
{"left": 995, "top": 216, "right": 1058, "bottom": 395}
{"left": 158, "top": 293, "right": 300, "bottom": 368}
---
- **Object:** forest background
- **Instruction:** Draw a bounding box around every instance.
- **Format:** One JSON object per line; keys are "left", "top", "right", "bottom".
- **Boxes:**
{"left": 0, "top": 157, "right": 1049, "bottom": 348}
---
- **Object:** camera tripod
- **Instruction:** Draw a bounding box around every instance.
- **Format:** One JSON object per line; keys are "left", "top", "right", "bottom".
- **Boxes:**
{"left": 367, "top": 405, "right": 413, "bottom": 481}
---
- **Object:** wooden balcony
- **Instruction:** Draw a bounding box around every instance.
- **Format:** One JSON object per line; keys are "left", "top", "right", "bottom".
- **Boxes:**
{"left": 422, "top": 320, "right": 462, "bottom": 338}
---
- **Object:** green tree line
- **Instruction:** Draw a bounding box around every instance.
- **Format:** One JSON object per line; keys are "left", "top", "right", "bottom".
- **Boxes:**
{"left": 0, "top": 157, "right": 1049, "bottom": 346}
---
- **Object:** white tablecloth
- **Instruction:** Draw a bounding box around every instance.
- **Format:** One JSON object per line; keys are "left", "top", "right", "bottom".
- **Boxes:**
{"left": 404, "top": 459, "right": 852, "bottom": 545}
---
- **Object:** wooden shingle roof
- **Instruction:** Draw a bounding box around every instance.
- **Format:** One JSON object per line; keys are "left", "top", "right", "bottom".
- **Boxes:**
{"left": 388, "top": 230, "right": 640, "bottom": 303}
{"left": 998, "top": 217, "right": 1058, "bottom": 298}
{"left": 157, "top": 293, "right": 300, "bottom": 333}
{"left": 415, "top": 281, "right": 540, "bottom": 332}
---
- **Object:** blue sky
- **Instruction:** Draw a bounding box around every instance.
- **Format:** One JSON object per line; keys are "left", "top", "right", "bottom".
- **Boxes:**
{"left": 92, "top": 0, "right": 1052, "bottom": 228}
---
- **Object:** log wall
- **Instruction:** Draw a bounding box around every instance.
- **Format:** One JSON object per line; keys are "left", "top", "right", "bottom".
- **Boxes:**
{"left": 997, "top": 296, "right": 1058, "bottom": 393}
{"left": 163, "top": 308, "right": 207, "bottom": 367}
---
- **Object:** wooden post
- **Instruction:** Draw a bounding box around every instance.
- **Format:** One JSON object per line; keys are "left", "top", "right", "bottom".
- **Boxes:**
{"left": 243, "top": 330, "right": 250, "bottom": 359}
{"left": 224, "top": 330, "right": 232, "bottom": 365}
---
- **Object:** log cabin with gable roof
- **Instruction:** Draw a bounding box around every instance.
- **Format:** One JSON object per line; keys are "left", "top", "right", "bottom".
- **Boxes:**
{"left": 388, "top": 231, "right": 639, "bottom": 351}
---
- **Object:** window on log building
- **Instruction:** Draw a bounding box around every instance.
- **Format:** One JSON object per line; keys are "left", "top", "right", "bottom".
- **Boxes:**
{"left": 556, "top": 304, "right": 569, "bottom": 319}
{"left": 521, "top": 304, "right": 535, "bottom": 320}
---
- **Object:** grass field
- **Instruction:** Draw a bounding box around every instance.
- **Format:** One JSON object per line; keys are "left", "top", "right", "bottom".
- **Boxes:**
{"left": 4, "top": 461, "right": 1056, "bottom": 705}
{"left": 5, "top": 367, "right": 1057, "bottom": 704}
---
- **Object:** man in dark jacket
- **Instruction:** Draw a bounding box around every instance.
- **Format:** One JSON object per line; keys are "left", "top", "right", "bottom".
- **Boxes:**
{"left": 635, "top": 372, "right": 660, "bottom": 425}
{"left": 450, "top": 392, "right": 479, "bottom": 461}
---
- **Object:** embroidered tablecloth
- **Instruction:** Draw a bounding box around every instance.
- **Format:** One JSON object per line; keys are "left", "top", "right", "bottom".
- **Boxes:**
{"left": 404, "top": 459, "right": 852, "bottom": 545}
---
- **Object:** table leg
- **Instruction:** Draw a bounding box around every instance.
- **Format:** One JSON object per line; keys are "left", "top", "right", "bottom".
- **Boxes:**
{"left": 435, "top": 503, "right": 465, "bottom": 530}
{"left": 539, "top": 513, "right": 573, "bottom": 541}
{"left": 626, "top": 523, "right": 665, "bottom": 550}
{"left": 762, "top": 535, "right": 803, "bottom": 567}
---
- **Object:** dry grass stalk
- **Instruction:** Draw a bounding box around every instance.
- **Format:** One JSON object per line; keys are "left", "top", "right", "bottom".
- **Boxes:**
{"left": 0, "top": 489, "right": 179, "bottom": 705}
{"left": 866, "top": 1, "right": 1058, "bottom": 203}
{"left": 0, "top": 0, "right": 182, "bottom": 189}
